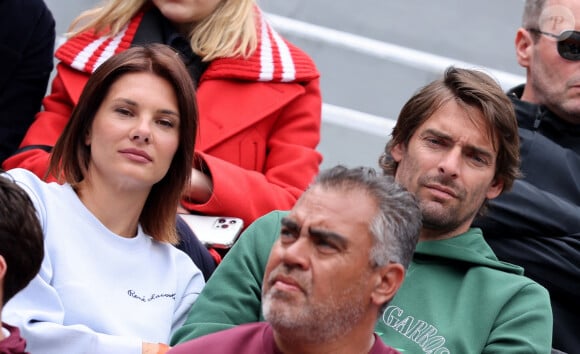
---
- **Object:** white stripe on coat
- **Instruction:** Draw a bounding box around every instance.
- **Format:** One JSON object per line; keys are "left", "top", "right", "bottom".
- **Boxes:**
{"left": 269, "top": 22, "right": 295, "bottom": 82}
{"left": 259, "top": 15, "right": 274, "bottom": 81}
{"left": 70, "top": 36, "right": 108, "bottom": 72}
{"left": 93, "top": 27, "right": 128, "bottom": 72}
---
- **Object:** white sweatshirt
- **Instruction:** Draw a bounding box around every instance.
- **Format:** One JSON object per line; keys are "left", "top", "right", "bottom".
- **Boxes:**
{"left": 2, "top": 169, "right": 204, "bottom": 354}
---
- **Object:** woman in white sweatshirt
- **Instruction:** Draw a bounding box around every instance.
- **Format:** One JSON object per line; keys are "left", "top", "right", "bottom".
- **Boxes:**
{"left": 2, "top": 44, "right": 204, "bottom": 354}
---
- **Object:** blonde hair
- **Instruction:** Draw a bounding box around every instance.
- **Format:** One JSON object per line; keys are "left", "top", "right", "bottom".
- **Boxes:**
{"left": 68, "top": 0, "right": 258, "bottom": 61}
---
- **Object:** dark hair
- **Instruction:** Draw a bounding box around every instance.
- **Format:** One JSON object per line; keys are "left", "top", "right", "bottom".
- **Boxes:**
{"left": 379, "top": 67, "right": 521, "bottom": 194}
{"left": 0, "top": 175, "right": 44, "bottom": 302}
{"left": 523, "top": 0, "right": 547, "bottom": 29}
{"left": 523, "top": 0, "right": 548, "bottom": 43}
{"left": 48, "top": 44, "right": 198, "bottom": 244}
{"left": 312, "top": 165, "right": 421, "bottom": 270}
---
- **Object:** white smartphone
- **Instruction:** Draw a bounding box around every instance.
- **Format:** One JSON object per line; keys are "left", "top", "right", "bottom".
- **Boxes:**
{"left": 179, "top": 214, "right": 244, "bottom": 249}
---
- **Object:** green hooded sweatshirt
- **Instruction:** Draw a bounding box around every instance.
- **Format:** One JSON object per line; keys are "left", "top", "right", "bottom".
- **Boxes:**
{"left": 172, "top": 211, "right": 552, "bottom": 353}
{"left": 377, "top": 228, "right": 552, "bottom": 353}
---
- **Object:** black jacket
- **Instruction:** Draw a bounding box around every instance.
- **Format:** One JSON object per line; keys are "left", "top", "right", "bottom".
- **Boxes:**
{"left": 473, "top": 85, "right": 580, "bottom": 353}
{"left": 0, "top": 0, "right": 55, "bottom": 164}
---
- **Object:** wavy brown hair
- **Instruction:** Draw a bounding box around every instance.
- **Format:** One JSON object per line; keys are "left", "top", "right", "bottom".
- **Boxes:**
{"left": 379, "top": 67, "right": 521, "bottom": 195}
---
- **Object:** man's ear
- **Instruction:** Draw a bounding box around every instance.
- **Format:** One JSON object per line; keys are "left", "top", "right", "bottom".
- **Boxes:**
{"left": 515, "top": 28, "right": 534, "bottom": 69}
{"left": 370, "top": 263, "right": 405, "bottom": 307}
{"left": 390, "top": 143, "right": 405, "bottom": 163}
{"left": 486, "top": 177, "right": 504, "bottom": 201}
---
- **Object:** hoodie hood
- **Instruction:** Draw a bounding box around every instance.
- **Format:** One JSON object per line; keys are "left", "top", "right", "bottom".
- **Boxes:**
{"left": 413, "top": 228, "right": 525, "bottom": 275}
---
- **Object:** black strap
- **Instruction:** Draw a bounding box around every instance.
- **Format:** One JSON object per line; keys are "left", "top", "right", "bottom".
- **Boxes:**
{"left": 14, "top": 145, "right": 53, "bottom": 154}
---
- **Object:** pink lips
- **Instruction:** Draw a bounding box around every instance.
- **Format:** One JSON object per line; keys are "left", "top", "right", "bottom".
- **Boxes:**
{"left": 119, "top": 148, "right": 152, "bottom": 163}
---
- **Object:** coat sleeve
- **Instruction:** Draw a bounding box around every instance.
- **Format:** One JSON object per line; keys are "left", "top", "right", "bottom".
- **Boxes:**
{"left": 0, "top": 0, "right": 55, "bottom": 163}
{"left": 483, "top": 282, "right": 553, "bottom": 354}
{"left": 181, "top": 79, "right": 322, "bottom": 227}
{"left": 170, "top": 211, "right": 284, "bottom": 345}
{"left": 2, "top": 63, "right": 81, "bottom": 181}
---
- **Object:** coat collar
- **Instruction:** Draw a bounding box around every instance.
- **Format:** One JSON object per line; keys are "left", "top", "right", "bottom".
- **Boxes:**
{"left": 55, "top": 7, "right": 319, "bottom": 83}
{"left": 508, "top": 84, "right": 580, "bottom": 135}
{"left": 55, "top": 48, "right": 315, "bottom": 152}
{"left": 55, "top": 7, "right": 319, "bottom": 151}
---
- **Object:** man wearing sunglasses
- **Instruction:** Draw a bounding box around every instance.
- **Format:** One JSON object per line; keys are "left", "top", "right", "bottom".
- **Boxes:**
{"left": 472, "top": 0, "right": 580, "bottom": 352}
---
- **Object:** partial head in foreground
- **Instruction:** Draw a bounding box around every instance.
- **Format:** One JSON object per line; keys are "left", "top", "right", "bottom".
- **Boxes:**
{"left": 0, "top": 175, "right": 44, "bottom": 307}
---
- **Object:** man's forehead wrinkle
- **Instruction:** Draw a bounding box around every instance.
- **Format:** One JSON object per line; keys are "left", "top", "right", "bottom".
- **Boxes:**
{"left": 420, "top": 109, "right": 498, "bottom": 157}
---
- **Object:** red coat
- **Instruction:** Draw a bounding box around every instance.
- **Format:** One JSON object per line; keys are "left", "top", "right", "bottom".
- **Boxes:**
{"left": 2, "top": 9, "right": 322, "bottom": 228}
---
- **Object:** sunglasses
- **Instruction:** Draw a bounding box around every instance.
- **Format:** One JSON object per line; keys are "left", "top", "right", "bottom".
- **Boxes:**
{"left": 528, "top": 28, "right": 580, "bottom": 61}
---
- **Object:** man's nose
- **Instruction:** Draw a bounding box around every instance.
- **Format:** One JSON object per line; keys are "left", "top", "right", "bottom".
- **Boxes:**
{"left": 280, "top": 236, "right": 311, "bottom": 270}
{"left": 437, "top": 147, "right": 461, "bottom": 178}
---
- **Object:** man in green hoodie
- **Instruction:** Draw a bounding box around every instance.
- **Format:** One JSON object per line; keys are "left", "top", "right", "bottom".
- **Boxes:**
{"left": 172, "top": 67, "right": 553, "bottom": 353}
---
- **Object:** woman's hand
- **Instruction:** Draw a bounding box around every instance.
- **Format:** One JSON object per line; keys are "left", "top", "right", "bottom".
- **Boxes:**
{"left": 142, "top": 342, "right": 170, "bottom": 354}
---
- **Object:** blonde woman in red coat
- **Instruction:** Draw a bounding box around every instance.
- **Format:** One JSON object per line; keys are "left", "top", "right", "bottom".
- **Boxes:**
{"left": 3, "top": 0, "right": 322, "bottom": 237}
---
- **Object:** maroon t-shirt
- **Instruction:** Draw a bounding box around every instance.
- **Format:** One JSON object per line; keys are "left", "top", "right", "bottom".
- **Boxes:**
{"left": 169, "top": 322, "right": 399, "bottom": 354}
{"left": 0, "top": 323, "right": 28, "bottom": 354}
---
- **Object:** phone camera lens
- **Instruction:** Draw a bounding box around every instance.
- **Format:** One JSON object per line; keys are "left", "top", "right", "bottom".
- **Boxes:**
{"left": 220, "top": 224, "right": 229, "bottom": 229}
{"left": 218, "top": 218, "right": 226, "bottom": 223}
{"left": 229, "top": 220, "right": 236, "bottom": 224}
